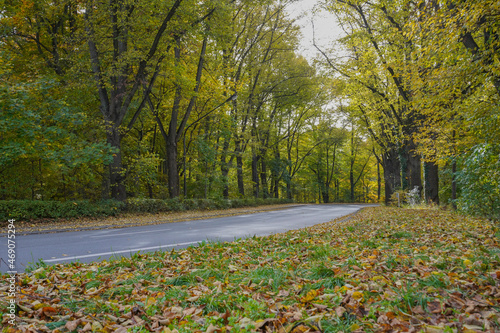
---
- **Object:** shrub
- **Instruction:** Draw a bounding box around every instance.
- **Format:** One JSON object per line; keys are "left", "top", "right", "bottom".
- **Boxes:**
{"left": 166, "top": 198, "right": 186, "bottom": 212}
{"left": 125, "top": 198, "right": 168, "bottom": 213}
{"left": 0, "top": 197, "right": 294, "bottom": 222}
{"left": 389, "top": 190, "right": 407, "bottom": 207}
{"left": 456, "top": 143, "right": 500, "bottom": 220}
{"left": 0, "top": 200, "right": 124, "bottom": 222}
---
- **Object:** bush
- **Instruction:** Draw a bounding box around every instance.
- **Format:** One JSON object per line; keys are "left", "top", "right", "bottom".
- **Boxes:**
{"left": 165, "top": 198, "right": 186, "bottom": 212}
{"left": 389, "top": 190, "right": 407, "bottom": 207}
{"left": 182, "top": 198, "right": 199, "bottom": 210}
{"left": 456, "top": 143, "right": 500, "bottom": 220}
{"left": 125, "top": 198, "right": 168, "bottom": 213}
{"left": 0, "top": 197, "right": 294, "bottom": 222}
{"left": 0, "top": 200, "right": 124, "bottom": 222}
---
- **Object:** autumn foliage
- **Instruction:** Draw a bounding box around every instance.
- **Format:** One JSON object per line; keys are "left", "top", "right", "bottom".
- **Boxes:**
{"left": 3, "top": 207, "right": 500, "bottom": 332}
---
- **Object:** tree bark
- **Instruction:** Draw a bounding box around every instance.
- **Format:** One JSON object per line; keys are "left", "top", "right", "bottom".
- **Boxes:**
{"left": 452, "top": 159, "right": 457, "bottom": 210}
{"left": 251, "top": 149, "right": 260, "bottom": 198}
{"left": 166, "top": 136, "right": 179, "bottom": 198}
{"left": 220, "top": 139, "right": 230, "bottom": 199}
{"left": 350, "top": 129, "right": 355, "bottom": 202}
{"left": 322, "top": 185, "right": 330, "bottom": 203}
{"left": 377, "top": 157, "right": 381, "bottom": 201}
{"left": 424, "top": 160, "right": 439, "bottom": 204}
{"left": 106, "top": 126, "right": 126, "bottom": 201}
{"left": 273, "top": 149, "right": 280, "bottom": 198}
{"left": 235, "top": 140, "right": 245, "bottom": 197}
{"left": 406, "top": 139, "right": 422, "bottom": 194}
{"left": 260, "top": 155, "right": 269, "bottom": 199}
{"left": 383, "top": 145, "right": 401, "bottom": 205}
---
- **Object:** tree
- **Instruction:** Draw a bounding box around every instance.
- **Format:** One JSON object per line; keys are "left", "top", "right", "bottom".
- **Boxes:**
{"left": 318, "top": 0, "right": 438, "bottom": 203}
{"left": 0, "top": 56, "right": 113, "bottom": 200}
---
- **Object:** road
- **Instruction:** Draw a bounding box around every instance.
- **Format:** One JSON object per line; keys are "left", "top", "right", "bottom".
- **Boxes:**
{"left": 0, "top": 204, "right": 375, "bottom": 273}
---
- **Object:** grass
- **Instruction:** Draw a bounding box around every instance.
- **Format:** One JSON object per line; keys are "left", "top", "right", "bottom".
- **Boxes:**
{"left": 2, "top": 206, "right": 500, "bottom": 332}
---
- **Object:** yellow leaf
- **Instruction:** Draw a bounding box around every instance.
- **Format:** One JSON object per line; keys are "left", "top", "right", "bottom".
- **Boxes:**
{"left": 350, "top": 323, "right": 360, "bottom": 331}
{"left": 352, "top": 291, "right": 364, "bottom": 300}
{"left": 300, "top": 289, "right": 318, "bottom": 303}
{"left": 146, "top": 297, "right": 156, "bottom": 307}
{"left": 423, "top": 325, "right": 445, "bottom": 333}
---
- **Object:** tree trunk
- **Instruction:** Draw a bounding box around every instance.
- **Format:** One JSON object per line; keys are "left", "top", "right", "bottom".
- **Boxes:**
{"left": 273, "top": 149, "right": 280, "bottom": 198}
{"left": 260, "top": 153, "right": 269, "bottom": 199}
{"left": 107, "top": 126, "right": 127, "bottom": 201}
{"left": 377, "top": 158, "right": 381, "bottom": 202}
{"left": 406, "top": 139, "right": 422, "bottom": 194}
{"left": 220, "top": 139, "right": 230, "bottom": 199}
{"left": 350, "top": 165, "right": 354, "bottom": 202}
{"left": 399, "top": 147, "right": 408, "bottom": 191}
{"left": 383, "top": 145, "right": 401, "bottom": 205}
{"left": 322, "top": 184, "right": 330, "bottom": 203}
{"left": 424, "top": 160, "right": 439, "bottom": 204}
{"left": 349, "top": 128, "right": 355, "bottom": 202}
{"left": 166, "top": 138, "right": 179, "bottom": 198}
{"left": 235, "top": 141, "right": 245, "bottom": 197}
{"left": 335, "top": 179, "right": 339, "bottom": 202}
{"left": 252, "top": 150, "right": 260, "bottom": 198}
{"left": 452, "top": 159, "right": 457, "bottom": 210}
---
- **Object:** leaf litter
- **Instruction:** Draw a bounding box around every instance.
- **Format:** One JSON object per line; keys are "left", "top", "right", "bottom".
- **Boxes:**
{"left": 2, "top": 207, "right": 500, "bottom": 332}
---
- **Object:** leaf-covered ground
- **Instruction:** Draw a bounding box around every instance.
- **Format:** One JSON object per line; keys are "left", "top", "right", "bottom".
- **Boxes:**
{"left": 2, "top": 207, "right": 500, "bottom": 332}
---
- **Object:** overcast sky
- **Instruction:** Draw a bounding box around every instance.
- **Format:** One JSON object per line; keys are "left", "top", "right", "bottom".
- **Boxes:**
{"left": 286, "top": 0, "right": 344, "bottom": 60}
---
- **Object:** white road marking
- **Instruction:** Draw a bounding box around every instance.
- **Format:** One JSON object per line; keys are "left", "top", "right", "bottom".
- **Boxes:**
{"left": 237, "top": 215, "right": 251, "bottom": 218}
{"left": 44, "top": 241, "right": 200, "bottom": 263}
{"left": 90, "top": 228, "right": 172, "bottom": 238}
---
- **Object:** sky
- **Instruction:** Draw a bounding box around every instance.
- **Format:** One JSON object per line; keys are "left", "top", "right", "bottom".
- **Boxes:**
{"left": 286, "top": 0, "right": 344, "bottom": 60}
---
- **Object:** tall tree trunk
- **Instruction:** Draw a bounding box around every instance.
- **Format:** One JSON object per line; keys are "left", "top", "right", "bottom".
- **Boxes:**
{"left": 101, "top": 169, "right": 110, "bottom": 200}
{"left": 107, "top": 126, "right": 127, "bottom": 201}
{"left": 349, "top": 165, "right": 354, "bottom": 202}
{"left": 164, "top": 35, "right": 206, "bottom": 198}
{"left": 399, "top": 147, "right": 408, "bottom": 191}
{"left": 424, "top": 160, "right": 439, "bottom": 204}
{"left": 377, "top": 157, "right": 381, "bottom": 202}
{"left": 350, "top": 130, "right": 355, "bottom": 202}
{"left": 383, "top": 145, "right": 401, "bottom": 205}
{"left": 220, "top": 139, "right": 230, "bottom": 199}
{"left": 322, "top": 184, "right": 330, "bottom": 203}
{"left": 273, "top": 149, "right": 280, "bottom": 198}
{"left": 252, "top": 149, "right": 260, "bottom": 198}
{"left": 452, "top": 159, "right": 457, "bottom": 210}
{"left": 235, "top": 141, "right": 245, "bottom": 196}
{"left": 406, "top": 139, "right": 422, "bottom": 194}
{"left": 335, "top": 179, "right": 339, "bottom": 202}
{"left": 260, "top": 151, "right": 269, "bottom": 199}
{"left": 166, "top": 137, "right": 179, "bottom": 198}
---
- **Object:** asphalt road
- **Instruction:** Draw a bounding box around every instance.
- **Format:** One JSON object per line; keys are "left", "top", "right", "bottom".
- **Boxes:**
{"left": 0, "top": 204, "right": 375, "bottom": 273}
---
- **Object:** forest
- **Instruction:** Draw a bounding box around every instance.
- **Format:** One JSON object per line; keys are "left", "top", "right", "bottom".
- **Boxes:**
{"left": 0, "top": 0, "right": 498, "bottom": 219}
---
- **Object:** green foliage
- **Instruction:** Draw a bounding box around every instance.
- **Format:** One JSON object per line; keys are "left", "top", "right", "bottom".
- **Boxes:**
{"left": 0, "top": 76, "right": 113, "bottom": 169}
{"left": 456, "top": 144, "right": 500, "bottom": 220}
{"left": 0, "top": 197, "right": 293, "bottom": 221}
{"left": 0, "top": 200, "right": 124, "bottom": 221}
